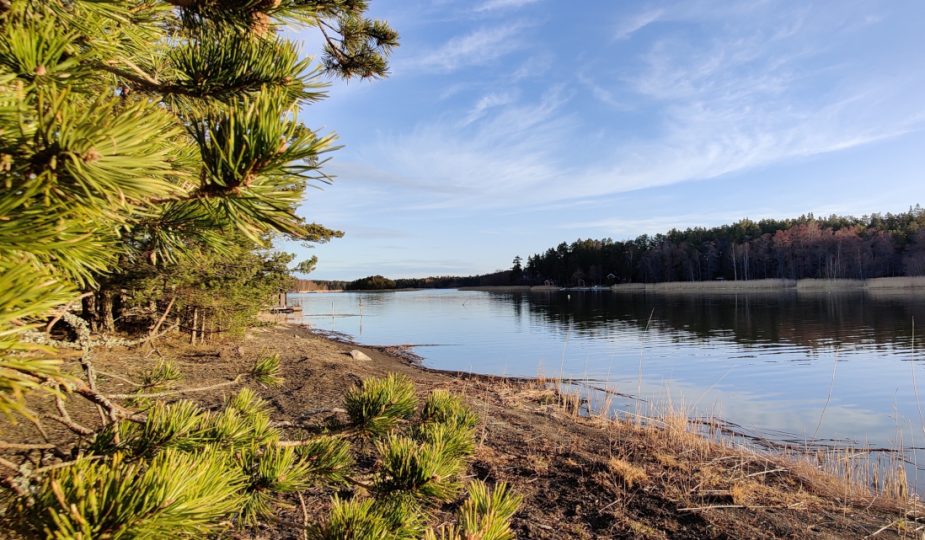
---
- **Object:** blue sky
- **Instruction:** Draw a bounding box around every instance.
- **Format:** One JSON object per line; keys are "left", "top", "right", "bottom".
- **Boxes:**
{"left": 282, "top": 0, "right": 925, "bottom": 280}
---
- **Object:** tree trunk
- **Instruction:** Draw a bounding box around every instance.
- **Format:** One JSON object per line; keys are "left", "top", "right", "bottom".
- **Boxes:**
{"left": 82, "top": 294, "right": 99, "bottom": 332}
{"left": 731, "top": 245, "right": 738, "bottom": 281}
{"left": 191, "top": 308, "right": 198, "bottom": 345}
{"left": 99, "top": 289, "right": 115, "bottom": 333}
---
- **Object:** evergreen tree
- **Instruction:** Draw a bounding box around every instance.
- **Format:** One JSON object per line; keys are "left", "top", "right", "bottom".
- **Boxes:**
{"left": 0, "top": 0, "right": 394, "bottom": 418}
{"left": 0, "top": 3, "right": 521, "bottom": 536}
{"left": 511, "top": 255, "right": 523, "bottom": 283}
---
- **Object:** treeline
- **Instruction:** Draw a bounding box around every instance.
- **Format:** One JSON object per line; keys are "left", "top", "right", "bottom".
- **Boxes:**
{"left": 291, "top": 278, "right": 348, "bottom": 292}
{"left": 338, "top": 209, "right": 925, "bottom": 291}
{"left": 343, "top": 271, "right": 513, "bottom": 291}
{"left": 524, "top": 208, "right": 925, "bottom": 285}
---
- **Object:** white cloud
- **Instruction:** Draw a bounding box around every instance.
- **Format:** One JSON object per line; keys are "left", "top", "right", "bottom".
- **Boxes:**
{"left": 462, "top": 91, "right": 518, "bottom": 125}
{"left": 577, "top": 73, "right": 627, "bottom": 110}
{"left": 615, "top": 8, "right": 663, "bottom": 40}
{"left": 405, "top": 24, "right": 526, "bottom": 72}
{"left": 364, "top": 87, "right": 573, "bottom": 210}
{"left": 474, "top": 0, "right": 540, "bottom": 13}
{"left": 329, "top": 1, "right": 925, "bottom": 211}
{"left": 558, "top": 211, "right": 777, "bottom": 236}
{"left": 511, "top": 54, "right": 553, "bottom": 81}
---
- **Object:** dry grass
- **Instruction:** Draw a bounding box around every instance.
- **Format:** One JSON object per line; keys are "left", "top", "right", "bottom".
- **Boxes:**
{"left": 607, "top": 457, "right": 648, "bottom": 488}
{"left": 622, "top": 517, "right": 668, "bottom": 539}
{"left": 519, "top": 377, "right": 922, "bottom": 525}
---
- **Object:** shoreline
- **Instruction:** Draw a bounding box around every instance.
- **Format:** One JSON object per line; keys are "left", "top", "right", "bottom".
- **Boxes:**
{"left": 9, "top": 323, "right": 913, "bottom": 537}
{"left": 300, "top": 323, "right": 918, "bottom": 456}
{"left": 614, "top": 276, "right": 925, "bottom": 293}
{"left": 298, "top": 276, "right": 925, "bottom": 295}
{"left": 273, "top": 324, "right": 919, "bottom": 537}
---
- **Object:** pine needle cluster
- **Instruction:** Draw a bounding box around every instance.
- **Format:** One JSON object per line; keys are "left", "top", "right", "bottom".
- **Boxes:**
{"left": 252, "top": 353, "right": 285, "bottom": 386}
{"left": 15, "top": 449, "right": 246, "bottom": 539}
{"left": 345, "top": 373, "right": 418, "bottom": 435}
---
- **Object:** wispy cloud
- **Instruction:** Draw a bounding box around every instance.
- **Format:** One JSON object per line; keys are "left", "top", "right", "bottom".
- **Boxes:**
{"left": 365, "top": 87, "right": 573, "bottom": 210}
{"left": 372, "top": 2, "right": 925, "bottom": 209}
{"left": 579, "top": 6, "right": 925, "bottom": 198}
{"left": 577, "top": 73, "right": 627, "bottom": 110}
{"left": 405, "top": 24, "right": 526, "bottom": 72}
{"left": 510, "top": 54, "right": 553, "bottom": 80}
{"left": 474, "top": 0, "right": 540, "bottom": 13}
{"left": 462, "top": 91, "right": 518, "bottom": 125}
{"left": 615, "top": 8, "right": 663, "bottom": 40}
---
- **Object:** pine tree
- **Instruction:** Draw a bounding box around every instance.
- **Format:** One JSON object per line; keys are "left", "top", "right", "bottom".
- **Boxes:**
{"left": 0, "top": 2, "right": 521, "bottom": 536}
{"left": 0, "top": 0, "right": 395, "bottom": 419}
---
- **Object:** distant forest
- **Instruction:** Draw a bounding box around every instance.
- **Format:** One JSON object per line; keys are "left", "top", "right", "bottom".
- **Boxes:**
{"left": 524, "top": 207, "right": 925, "bottom": 285}
{"left": 295, "top": 208, "right": 925, "bottom": 290}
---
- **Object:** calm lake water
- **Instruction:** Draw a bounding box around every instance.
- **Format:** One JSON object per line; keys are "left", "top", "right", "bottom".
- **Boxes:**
{"left": 292, "top": 289, "right": 925, "bottom": 483}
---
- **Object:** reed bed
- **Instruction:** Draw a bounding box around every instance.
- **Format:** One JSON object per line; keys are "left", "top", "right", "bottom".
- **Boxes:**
{"left": 507, "top": 374, "right": 923, "bottom": 526}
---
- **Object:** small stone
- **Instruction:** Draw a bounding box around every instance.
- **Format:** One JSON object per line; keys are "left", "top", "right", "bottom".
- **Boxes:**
{"left": 349, "top": 350, "right": 371, "bottom": 362}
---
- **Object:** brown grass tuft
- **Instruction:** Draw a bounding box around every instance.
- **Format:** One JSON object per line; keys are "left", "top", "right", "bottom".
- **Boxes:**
{"left": 623, "top": 517, "right": 668, "bottom": 539}
{"left": 608, "top": 456, "right": 648, "bottom": 488}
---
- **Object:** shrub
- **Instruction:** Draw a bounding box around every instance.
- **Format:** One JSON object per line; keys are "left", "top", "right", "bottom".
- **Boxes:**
{"left": 374, "top": 434, "right": 466, "bottom": 502}
{"left": 252, "top": 353, "right": 284, "bottom": 387}
{"left": 307, "top": 496, "right": 420, "bottom": 540}
{"left": 140, "top": 360, "right": 182, "bottom": 388}
{"left": 236, "top": 446, "right": 313, "bottom": 525}
{"left": 344, "top": 373, "right": 417, "bottom": 435}
{"left": 296, "top": 435, "right": 353, "bottom": 485}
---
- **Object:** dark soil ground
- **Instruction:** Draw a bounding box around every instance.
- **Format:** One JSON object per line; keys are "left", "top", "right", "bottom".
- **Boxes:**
{"left": 3, "top": 322, "right": 921, "bottom": 539}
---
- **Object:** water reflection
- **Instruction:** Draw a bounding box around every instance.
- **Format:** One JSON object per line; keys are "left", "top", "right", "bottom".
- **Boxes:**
{"left": 503, "top": 291, "right": 923, "bottom": 356}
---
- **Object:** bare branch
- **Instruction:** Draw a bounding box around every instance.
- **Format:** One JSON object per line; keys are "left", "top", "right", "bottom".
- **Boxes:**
{"left": 105, "top": 374, "right": 244, "bottom": 399}
{"left": 51, "top": 394, "right": 95, "bottom": 436}
{"left": 45, "top": 293, "right": 93, "bottom": 334}
{"left": 148, "top": 296, "right": 176, "bottom": 336}
{"left": 0, "top": 441, "right": 56, "bottom": 451}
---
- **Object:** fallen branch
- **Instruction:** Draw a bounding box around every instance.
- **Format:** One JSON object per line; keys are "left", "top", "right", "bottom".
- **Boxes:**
{"left": 148, "top": 296, "right": 176, "bottom": 336}
{"left": 270, "top": 408, "right": 346, "bottom": 427}
{"left": 866, "top": 519, "right": 900, "bottom": 538}
{"left": 0, "top": 474, "right": 26, "bottom": 497}
{"left": 105, "top": 374, "right": 244, "bottom": 399}
{"left": 51, "top": 394, "right": 95, "bottom": 436}
{"left": 95, "top": 369, "right": 143, "bottom": 387}
{"left": 21, "top": 321, "right": 180, "bottom": 351}
{"left": 0, "top": 458, "right": 27, "bottom": 497}
{"left": 298, "top": 492, "right": 309, "bottom": 540}
{"left": 44, "top": 414, "right": 95, "bottom": 437}
{"left": 0, "top": 456, "right": 21, "bottom": 473}
{"left": 126, "top": 321, "right": 181, "bottom": 348}
{"left": 678, "top": 504, "right": 745, "bottom": 512}
{"left": 44, "top": 293, "right": 93, "bottom": 334}
{"left": 0, "top": 441, "right": 57, "bottom": 451}
{"left": 744, "top": 467, "right": 787, "bottom": 479}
